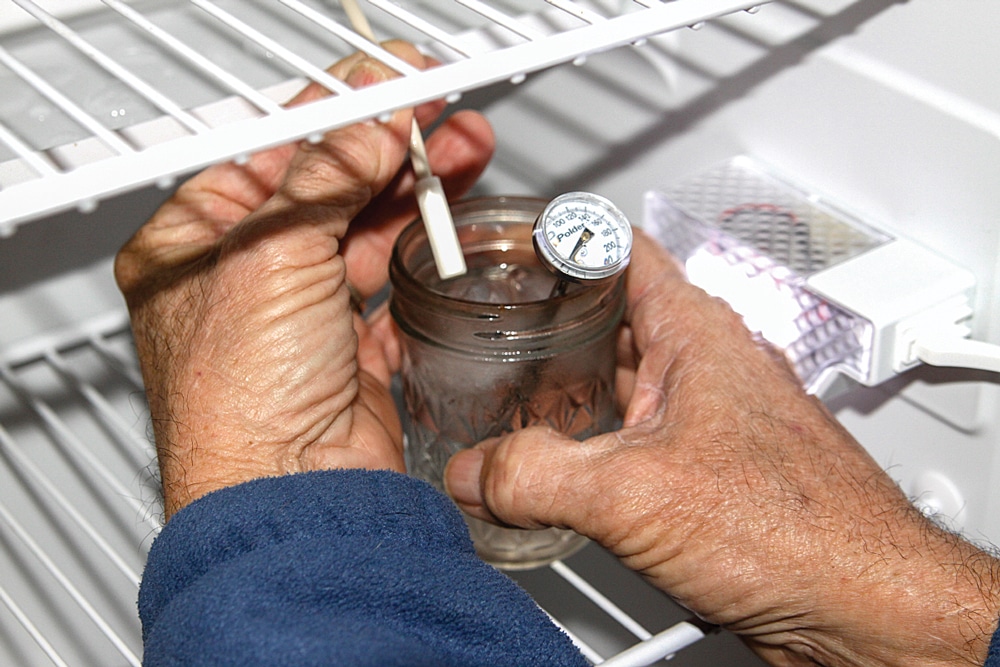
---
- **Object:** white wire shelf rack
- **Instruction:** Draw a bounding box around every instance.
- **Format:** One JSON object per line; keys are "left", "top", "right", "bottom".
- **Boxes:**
{"left": 0, "top": 311, "right": 154, "bottom": 667}
{"left": 0, "top": 307, "right": 724, "bottom": 666}
{"left": 0, "top": 0, "right": 767, "bottom": 233}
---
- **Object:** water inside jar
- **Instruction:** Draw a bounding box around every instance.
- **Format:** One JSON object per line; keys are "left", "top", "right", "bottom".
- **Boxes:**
{"left": 414, "top": 245, "right": 571, "bottom": 304}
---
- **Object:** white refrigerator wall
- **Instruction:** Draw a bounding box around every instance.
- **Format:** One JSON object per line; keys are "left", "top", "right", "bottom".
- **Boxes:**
{"left": 467, "top": 0, "right": 1000, "bottom": 546}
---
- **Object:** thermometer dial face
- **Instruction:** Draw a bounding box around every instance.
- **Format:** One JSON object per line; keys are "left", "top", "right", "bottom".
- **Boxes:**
{"left": 533, "top": 192, "right": 632, "bottom": 283}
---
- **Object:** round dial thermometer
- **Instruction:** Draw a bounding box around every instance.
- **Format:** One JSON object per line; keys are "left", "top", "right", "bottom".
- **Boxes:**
{"left": 533, "top": 191, "right": 633, "bottom": 285}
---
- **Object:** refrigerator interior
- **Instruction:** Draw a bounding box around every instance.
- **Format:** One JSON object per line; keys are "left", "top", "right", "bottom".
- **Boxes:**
{"left": 1, "top": 1, "right": 998, "bottom": 665}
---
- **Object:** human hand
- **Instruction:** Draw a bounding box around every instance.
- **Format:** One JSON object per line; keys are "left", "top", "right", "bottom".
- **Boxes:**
{"left": 116, "top": 42, "right": 494, "bottom": 520}
{"left": 445, "top": 229, "right": 1000, "bottom": 667}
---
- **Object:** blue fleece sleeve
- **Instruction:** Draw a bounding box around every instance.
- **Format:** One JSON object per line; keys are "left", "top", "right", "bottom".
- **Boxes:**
{"left": 139, "top": 469, "right": 588, "bottom": 667}
{"left": 987, "top": 623, "right": 1000, "bottom": 667}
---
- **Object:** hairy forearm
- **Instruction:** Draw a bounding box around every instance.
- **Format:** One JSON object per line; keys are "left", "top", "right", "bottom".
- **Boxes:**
{"left": 827, "top": 521, "right": 1000, "bottom": 667}
{"left": 744, "top": 497, "right": 1000, "bottom": 667}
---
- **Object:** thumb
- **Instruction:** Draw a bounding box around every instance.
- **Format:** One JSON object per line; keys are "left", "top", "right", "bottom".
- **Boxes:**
{"left": 444, "top": 427, "right": 600, "bottom": 533}
{"left": 253, "top": 57, "right": 414, "bottom": 235}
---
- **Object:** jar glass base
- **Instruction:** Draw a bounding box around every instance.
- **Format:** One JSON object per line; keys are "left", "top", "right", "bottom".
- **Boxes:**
{"left": 465, "top": 516, "right": 589, "bottom": 570}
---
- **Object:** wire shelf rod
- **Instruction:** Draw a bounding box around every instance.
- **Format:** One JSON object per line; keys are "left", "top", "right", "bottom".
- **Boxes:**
{"left": 0, "top": 583, "right": 71, "bottom": 667}
{"left": 97, "top": 0, "right": 282, "bottom": 115}
{"left": 319, "top": 0, "right": 769, "bottom": 100}
{"left": 543, "top": 0, "right": 608, "bottom": 25}
{"left": 550, "top": 560, "right": 652, "bottom": 641}
{"left": 276, "top": 0, "right": 422, "bottom": 77}
{"left": 0, "top": 364, "right": 158, "bottom": 533}
{"left": 0, "top": 311, "right": 131, "bottom": 370}
{"left": 596, "top": 621, "right": 707, "bottom": 666}
{"left": 0, "top": 500, "right": 141, "bottom": 666}
{"left": 0, "top": 0, "right": 769, "bottom": 231}
{"left": 0, "top": 44, "right": 135, "bottom": 156}
{"left": 278, "top": 0, "right": 771, "bottom": 125}
{"left": 0, "top": 118, "right": 59, "bottom": 176}
{"left": 452, "top": 0, "right": 547, "bottom": 41}
{"left": 43, "top": 349, "right": 157, "bottom": 465}
{"left": 363, "top": 0, "right": 474, "bottom": 59}
{"left": 186, "top": 0, "right": 354, "bottom": 98}
{"left": 772, "top": 0, "right": 821, "bottom": 19}
{"left": 87, "top": 333, "right": 146, "bottom": 390}
{"left": 0, "top": 423, "right": 142, "bottom": 586}
{"left": 9, "top": 0, "right": 209, "bottom": 135}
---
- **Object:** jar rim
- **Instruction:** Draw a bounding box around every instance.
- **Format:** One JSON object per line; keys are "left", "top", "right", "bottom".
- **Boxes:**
{"left": 389, "top": 196, "right": 616, "bottom": 316}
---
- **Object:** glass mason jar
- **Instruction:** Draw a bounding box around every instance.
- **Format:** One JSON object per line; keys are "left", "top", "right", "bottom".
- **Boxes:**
{"left": 389, "top": 196, "right": 624, "bottom": 569}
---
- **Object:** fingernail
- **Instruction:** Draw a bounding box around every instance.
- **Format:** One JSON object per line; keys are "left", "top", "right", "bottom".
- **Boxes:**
{"left": 444, "top": 448, "right": 485, "bottom": 508}
{"left": 344, "top": 60, "right": 388, "bottom": 89}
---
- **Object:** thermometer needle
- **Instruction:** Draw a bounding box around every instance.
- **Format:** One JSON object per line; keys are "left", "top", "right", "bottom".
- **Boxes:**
{"left": 569, "top": 228, "right": 594, "bottom": 263}
{"left": 550, "top": 228, "right": 593, "bottom": 299}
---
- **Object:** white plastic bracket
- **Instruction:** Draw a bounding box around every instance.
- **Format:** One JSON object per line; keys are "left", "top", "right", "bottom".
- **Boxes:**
{"left": 893, "top": 295, "right": 974, "bottom": 373}
{"left": 806, "top": 237, "right": 977, "bottom": 386}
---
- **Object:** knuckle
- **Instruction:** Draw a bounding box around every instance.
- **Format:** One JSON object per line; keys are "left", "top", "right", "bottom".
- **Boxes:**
{"left": 113, "top": 246, "right": 139, "bottom": 291}
{"left": 279, "top": 115, "right": 406, "bottom": 217}
{"left": 482, "top": 428, "right": 554, "bottom": 526}
{"left": 483, "top": 427, "right": 601, "bottom": 530}
{"left": 281, "top": 141, "right": 378, "bottom": 209}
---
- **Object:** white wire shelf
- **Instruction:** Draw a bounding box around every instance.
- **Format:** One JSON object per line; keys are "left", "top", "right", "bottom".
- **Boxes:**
{"left": 0, "top": 0, "right": 767, "bottom": 233}
{"left": 0, "top": 311, "right": 153, "bottom": 667}
{"left": 0, "top": 308, "right": 718, "bottom": 666}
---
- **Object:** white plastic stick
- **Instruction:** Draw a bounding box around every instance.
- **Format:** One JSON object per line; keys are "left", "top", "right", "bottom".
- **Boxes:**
{"left": 413, "top": 175, "right": 466, "bottom": 278}
{"left": 341, "top": 0, "right": 466, "bottom": 279}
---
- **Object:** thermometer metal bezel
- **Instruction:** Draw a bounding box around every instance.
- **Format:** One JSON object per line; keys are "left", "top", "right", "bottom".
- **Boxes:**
{"left": 532, "top": 191, "right": 633, "bottom": 283}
